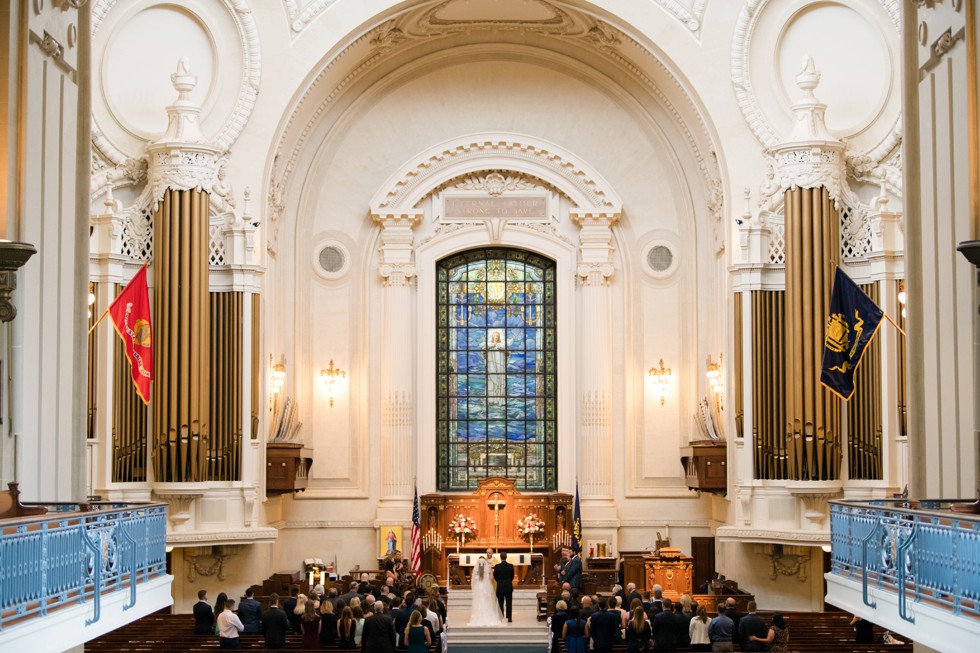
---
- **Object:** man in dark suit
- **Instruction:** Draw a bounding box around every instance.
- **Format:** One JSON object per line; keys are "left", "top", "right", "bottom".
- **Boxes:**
{"left": 492, "top": 551, "right": 515, "bottom": 622}
{"left": 238, "top": 587, "right": 263, "bottom": 634}
{"left": 341, "top": 580, "right": 362, "bottom": 605}
{"left": 624, "top": 583, "right": 643, "bottom": 610}
{"left": 737, "top": 601, "right": 768, "bottom": 651}
{"left": 563, "top": 550, "right": 583, "bottom": 593}
{"left": 262, "top": 593, "right": 291, "bottom": 650}
{"left": 724, "top": 597, "right": 742, "bottom": 637}
{"left": 585, "top": 598, "right": 618, "bottom": 653}
{"left": 193, "top": 589, "right": 215, "bottom": 634}
{"left": 282, "top": 588, "right": 300, "bottom": 632}
{"left": 652, "top": 597, "right": 683, "bottom": 652}
{"left": 361, "top": 602, "right": 398, "bottom": 653}
{"left": 392, "top": 597, "right": 413, "bottom": 649}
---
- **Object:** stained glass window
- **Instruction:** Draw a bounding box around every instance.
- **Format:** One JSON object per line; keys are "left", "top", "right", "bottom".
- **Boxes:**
{"left": 436, "top": 248, "right": 557, "bottom": 491}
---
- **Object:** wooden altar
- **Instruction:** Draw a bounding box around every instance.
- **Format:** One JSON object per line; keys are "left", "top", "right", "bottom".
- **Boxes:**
{"left": 446, "top": 553, "right": 545, "bottom": 587}
{"left": 419, "top": 477, "right": 573, "bottom": 582}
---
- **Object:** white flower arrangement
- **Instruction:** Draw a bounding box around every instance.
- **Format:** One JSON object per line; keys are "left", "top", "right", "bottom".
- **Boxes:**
{"left": 448, "top": 514, "right": 478, "bottom": 540}
{"left": 517, "top": 513, "right": 546, "bottom": 537}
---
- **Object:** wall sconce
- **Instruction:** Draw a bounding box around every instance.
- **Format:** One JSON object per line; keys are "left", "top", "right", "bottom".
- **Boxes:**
{"left": 648, "top": 358, "right": 671, "bottom": 406}
{"left": 706, "top": 354, "right": 723, "bottom": 412}
{"left": 88, "top": 282, "right": 96, "bottom": 319}
{"left": 321, "top": 360, "right": 346, "bottom": 407}
{"left": 271, "top": 356, "right": 286, "bottom": 395}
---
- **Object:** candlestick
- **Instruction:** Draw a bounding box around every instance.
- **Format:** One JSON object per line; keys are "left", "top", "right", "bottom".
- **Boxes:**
{"left": 319, "top": 570, "right": 326, "bottom": 587}
{"left": 308, "top": 570, "right": 314, "bottom": 587}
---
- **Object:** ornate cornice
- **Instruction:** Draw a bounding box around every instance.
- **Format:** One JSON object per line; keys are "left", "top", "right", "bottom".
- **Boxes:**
{"left": 370, "top": 133, "right": 622, "bottom": 214}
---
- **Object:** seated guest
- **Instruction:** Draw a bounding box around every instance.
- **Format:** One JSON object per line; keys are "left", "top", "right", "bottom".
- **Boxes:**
{"left": 193, "top": 589, "right": 215, "bottom": 635}
{"left": 262, "top": 593, "right": 291, "bottom": 650}
{"left": 237, "top": 587, "right": 262, "bottom": 634}
{"left": 738, "top": 601, "right": 768, "bottom": 651}
{"left": 319, "top": 597, "right": 339, "bottom": 647}
{"left": 217, "top": 599, "right": 245, "bottom": 649}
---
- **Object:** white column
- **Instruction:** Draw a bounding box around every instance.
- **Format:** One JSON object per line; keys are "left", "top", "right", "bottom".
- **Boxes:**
{"left": 868, "top": 189, "right": 905, "bottom": 491}
{"left": 374, "top": 212, "right": 422, "bottom": 508}
{"left": 572, "top": 210, "right": 619, "bottom": 510}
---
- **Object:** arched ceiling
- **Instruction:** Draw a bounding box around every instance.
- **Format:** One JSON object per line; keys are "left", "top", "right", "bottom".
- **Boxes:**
{"left": 265, "top": 0, "right": 726, "bottom": 238}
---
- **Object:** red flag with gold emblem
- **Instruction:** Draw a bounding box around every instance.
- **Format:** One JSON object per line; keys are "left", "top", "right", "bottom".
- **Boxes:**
{"left": 108, "top": 265, "right": 153, "bottom": 404}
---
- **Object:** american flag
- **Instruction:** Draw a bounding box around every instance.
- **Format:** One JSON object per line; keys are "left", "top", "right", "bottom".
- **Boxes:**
{"left": 410, "top": 485, "right": 421, "bottom": 575}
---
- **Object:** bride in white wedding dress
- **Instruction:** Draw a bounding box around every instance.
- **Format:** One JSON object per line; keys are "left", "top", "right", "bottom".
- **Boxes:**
{"left": 467, "top": 557, "right": 504, "bottom": 626}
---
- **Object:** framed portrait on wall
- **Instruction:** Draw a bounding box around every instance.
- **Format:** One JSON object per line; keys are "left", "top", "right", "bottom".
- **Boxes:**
{"left": 379, "top": 525, "right": 403, "bottom": 557}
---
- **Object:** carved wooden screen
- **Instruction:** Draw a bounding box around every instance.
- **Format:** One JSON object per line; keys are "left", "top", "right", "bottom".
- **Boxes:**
{"left": 436, "top": 248, "right": 557, "bottom": 491}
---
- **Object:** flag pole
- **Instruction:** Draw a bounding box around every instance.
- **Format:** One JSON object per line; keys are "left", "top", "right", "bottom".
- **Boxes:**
{"left": 882, "top": 312, "right": 906, "bottom": 337}
{"left": 86, "top": 308, "right": 110, "bottom": 336}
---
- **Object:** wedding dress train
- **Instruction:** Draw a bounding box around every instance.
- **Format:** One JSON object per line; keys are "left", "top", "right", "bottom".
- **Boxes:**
{"left": 467, "top": 558, "right": 504, "bottom": 627}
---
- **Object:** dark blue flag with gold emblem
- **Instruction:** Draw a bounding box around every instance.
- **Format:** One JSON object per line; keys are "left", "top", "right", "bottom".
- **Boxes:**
{"left": 820, "top": 268, "right": 884, "bottom": 400}
{"left": 571, "top": 481, "right": 582, "bottom": 554}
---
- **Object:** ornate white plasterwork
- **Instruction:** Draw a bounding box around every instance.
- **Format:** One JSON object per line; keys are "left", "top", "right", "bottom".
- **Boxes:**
{"left": 281, "top": 0, "right": 709, "bottom": 37}
{"left": 646, "top": 0, "right": 709, "bottom": 33}
{"left": 90, "top": 0, "right": 260, "bottom": 168}
{"left": 281, "top": 0, "right": 341, "bottom": 34}
{"left": 268, "top": 2, "right": 724, "bottom": 231}
{"left": 731, "top": 0, "right": 901, "bottom": 168}
{"left": 370, "top": 133, "right": 623, "bottom": 216}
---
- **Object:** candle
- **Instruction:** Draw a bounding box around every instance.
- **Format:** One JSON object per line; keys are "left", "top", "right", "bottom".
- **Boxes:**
{"left": 308, "top": 570, "right": 314, "bottom": 586}
{"left": 319, "top": 571, "right": 326, "bottom": 586}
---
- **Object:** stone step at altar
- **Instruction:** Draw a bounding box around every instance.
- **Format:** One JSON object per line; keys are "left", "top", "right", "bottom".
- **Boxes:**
{"left": 447, "top": 589, "right": 549, "bottom": 651}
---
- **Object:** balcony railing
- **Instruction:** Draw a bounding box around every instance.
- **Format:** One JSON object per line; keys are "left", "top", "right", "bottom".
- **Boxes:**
{"left": 0, "top": 501, "right": 167, "bottom": 631}
{"left": 829, "top": 498, "right": 980, "bottom": 624}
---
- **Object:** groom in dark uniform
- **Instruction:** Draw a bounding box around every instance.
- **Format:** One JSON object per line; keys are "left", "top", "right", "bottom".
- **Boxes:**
{"left": 493, "top": 551, "right": 515, "bottom": 623}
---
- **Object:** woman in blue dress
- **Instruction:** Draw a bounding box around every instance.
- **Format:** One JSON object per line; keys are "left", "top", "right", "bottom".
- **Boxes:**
{"left": 562, "top": 606, "right": 586, "bottom": 653}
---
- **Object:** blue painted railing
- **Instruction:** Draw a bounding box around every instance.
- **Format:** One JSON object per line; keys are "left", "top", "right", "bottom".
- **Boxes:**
{"left": 829, "top": 499, "right": 980, "bottom": 623}
{"left": 0, "top": 502, "right": 167, "bottom": 631}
